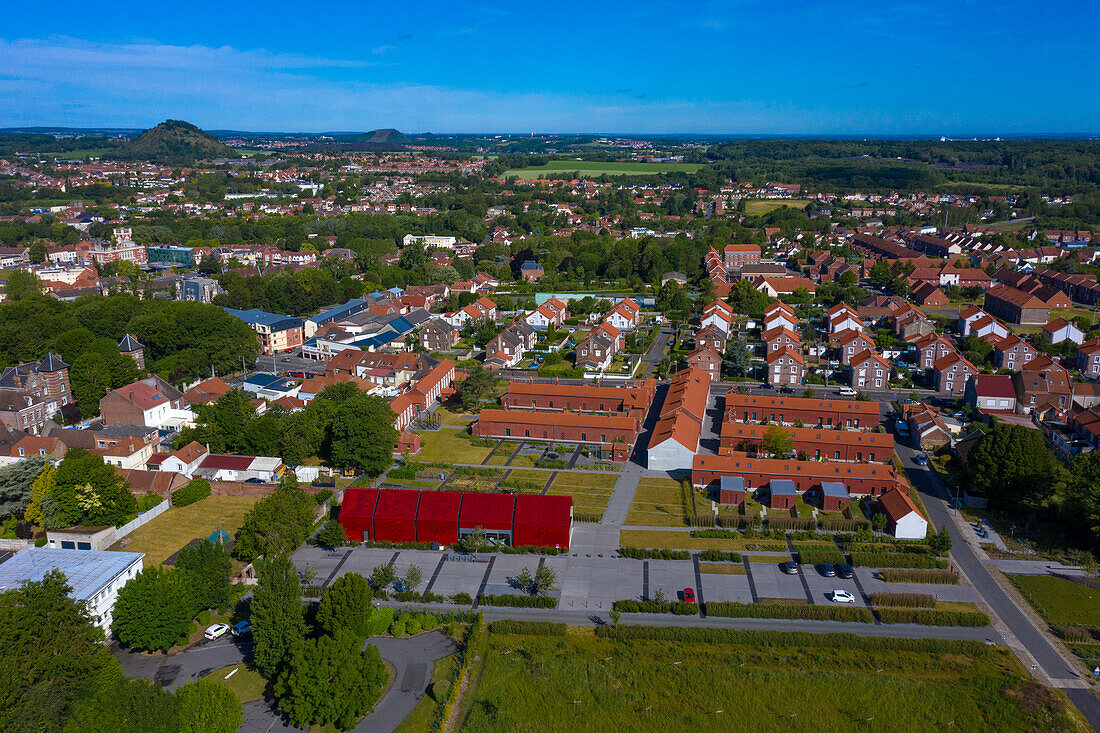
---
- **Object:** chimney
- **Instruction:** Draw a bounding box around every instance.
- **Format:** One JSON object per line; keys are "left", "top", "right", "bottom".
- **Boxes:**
{"left": 129, "top": 389, "right": 134, "bottom": 401}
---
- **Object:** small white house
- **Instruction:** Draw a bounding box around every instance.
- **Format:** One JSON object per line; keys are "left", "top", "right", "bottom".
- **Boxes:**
{"left": 877, "top": 488, "right": 928, "bottom": 540}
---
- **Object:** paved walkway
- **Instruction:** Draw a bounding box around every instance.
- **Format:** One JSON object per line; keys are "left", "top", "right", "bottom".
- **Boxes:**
{"left": 354, "top": 630, "right": 458, "bottom": 732}
{"left": 992, "top": 559, "right": 1092, "bottom": 576}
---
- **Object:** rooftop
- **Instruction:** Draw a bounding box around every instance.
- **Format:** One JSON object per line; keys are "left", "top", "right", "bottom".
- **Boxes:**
{"left": 0, "top": 547, "right": 143, "bottom": 600}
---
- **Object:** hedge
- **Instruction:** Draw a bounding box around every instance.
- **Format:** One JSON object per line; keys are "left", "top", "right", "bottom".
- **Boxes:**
{"left": 821, "top": 518, "right": 871, "bottom": 531}
{"left": 1053, "top": 624, "right": 1100, "bottom": 643}
{"left": 394, "top": 591, "right": 445, "bottom": 603}
{"left": 488, "top": 620, "right": 567, "bottom": 636}
{"left": 433, "top": 612, "right": 485, "bottom": 732}
{"left": 875, "top": 607, "right": 990, "bottom": 627}
{"left": 612, "top": 599, "right": 699, "bottom": 615}
{"left": 697, "top": 549, "right": 743, "bottom": 562}
{"left": 573, "top": 512, "right": 603, "bottom": 523}
{"left": 879, "top": 568, "right": 959, "bottom": 584}
{"left": 171, "top": 479, "right": 211, "bottom": 507}
{"left": 706, "top": 602, "right": 873, "bottom": 623}
{"left": 451, "top": 592, "right": 473, "bottom": 606}
{"left": 691, "top": 529, "right": 739, "bottom": 539}
{"left": 766, "top": 517, "right": 817, "bottom": 531}
{"left": 618, "top": 547, "right": 690, "bottom": 561}
{"left": 366, "top": 606, "right": 394, "bottom": 636}
{"left": 479, "top": 593, "right": 556, "bottom": 608}
{"left": 794, "top": 545, "right": 846, "bottom": 566}
{"left": 869, "top": 592, "right": 936, "bottom": 608}
{"left": 593, "top": 625, "right": 992, "bottom": 655}
{"left": 849, "top": 551, "right": 948, "bottom": 569}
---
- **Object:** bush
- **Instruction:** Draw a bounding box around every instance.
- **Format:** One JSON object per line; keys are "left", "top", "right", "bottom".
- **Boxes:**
{"left": 594, "top": 625, "right": 993, "bottom": 656}
{"left": 870, "top": 592, "right": 936, "bottom": 608}
{"left": 697, "top": 549, "right": 742, "bottom": 562}
{"left": 488, "top": 620, "right": 567, "bottom": 636}
{"left": 875, "top": 607, "right": 990, "bottom": 626}
{"left": 821, "top": 517, "right": 871, "bottom": 531}
{"left": 794, "top": 545, "right": 846, "bottom": 565}
{"left": 313, "top": 489, "right": 333, "bottom": 505}
{"left": 451, "top": 592, "right": 473, "bottom": 606}
{"left": 479, "top": 593, "right": 556, "bottom": 608}
{"left": 534, "top": 458, "right": 569, "bottom": 470}
{"left": 406, "top": 616, "right": 422, "bottom": 635}
{"left": 766, "top": 517, "right": 817, "bottom": 531}
{"left": 617, "top": 547, "right": 690, "bottom": 561}
{"left": 573, "top": 512, "right": 603, "bottom": 523}
{"left": 390, "top": 617, "right": 406, "bottom": 636}
{"left": 611, "top": 599, "right": 699, "bottom": 615}
{"left": 1052, "top": 624, "right": 1099, "bottom": 643}
{"left": 34, "top": 536, "right": 47, "bottom": 547}
{"left": 691, "top": 529, "right": 739, "bottom": 539}
{"left": 849, "top": 551, "right": 948, "bottom": 569}
{"left": 394, "top": 591, "right": 445, "bottom": 603}
{"left": 706, "top": 602, "right": 873, "bottom": 623}
{"left": 879, "top": 568, "right": 959, "bottom": 584}
{"left": 172, "top": 479, "right": 211, "bottom": 507}
{"left": 135, "top": 492, "right": 164, "bottom": 513}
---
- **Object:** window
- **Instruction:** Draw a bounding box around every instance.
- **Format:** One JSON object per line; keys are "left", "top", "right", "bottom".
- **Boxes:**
{"left": 505, "top": 428, "right": 511, "bottom": 437}
{"left": 77, "top": 542, "right": 91, "bottom": 550}
{"left": 524, "top": 430, "right": 529, "bottom": 438}
{"left": 834, "top": 451, "right": 840, "bottom": 459}
{"left": 857, "top": 452, "right": 863, "bottom": 461}
{"left": 61, "top": 541, "right": 75, "bottom": 549}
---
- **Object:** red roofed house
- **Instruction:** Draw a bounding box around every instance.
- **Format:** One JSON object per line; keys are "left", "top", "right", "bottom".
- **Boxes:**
{"left": 849, "top": 350, "right": 891, "bottom": 389}
{"left": 1078, "top": 338, "right": 1100, "bottom": 378}
{"left": 723, "top": 243, "right": 761, "bottom": 269}
{"left": 762, "top": 301, "right": 797, "bottom": 332}
{"left": 933, "top": 350, "right": 978, "bottom": 395}
{"left": 876, "top": 487, "right": 927, "bottom": 540}
{"left": 991, "top": 334, "right": 1038, "bottom": 371}
{"left": 766, "top": 346, "right": 804, "bottom": 386}
{"left": 99, "top": 377, "right": 187, "bottom": 428}
{"left": 965, "top": 374, "right": 1017, "bottom": 413}
{"left": 835, "top": 329, "right": 877, "bottom": 365}
{"left": 1043, "top": 318, "right": 1086, "bottom": 346}
{"left": 686, "top": 345, "right": 722, "bottom": 381}
{"left": 826, "top": 303, "right": 862, "bottom": 334}
{"left": 646, "top": 366, "right": 710, "bottom": 471}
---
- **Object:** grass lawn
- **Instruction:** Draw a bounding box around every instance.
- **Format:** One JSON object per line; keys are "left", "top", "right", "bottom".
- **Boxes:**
{"left": 204, "top": 664, "right": 266, "bottom": 705}
{"left": 415, "top": 430, "right": 493, "bottom": 465}
{"left": 625, "top": 480, "right": 685, "bottom": 527}
{"left": 507, "top": 452, "right": 543, "bottom": 468}
{"left": 505, "top": 469, "right": 553, "bottom": 485}
{"left": 434, "top": 408, "right": 476, "bottom": 427}
{"left": 504, "top": 161, "right": 702, "bottom": 178}
{"left": 700, "top": 563, "right": 747, "bottom": 575}
{"left": 744, "top": 199, "right": 810, "bottom": 215}
{"left": 115, "top": 495, "right": 258, "bottom": 566}
{"left": 461, "top": 629, "right": 1086, "bottom": 732}
{"left": 620, "top": 529, "right": 750, "bottom": 551}
{"left": 1009, "top": 574, "right": 1100, "bottom": 627}
{"left": 794, "top": 498, "right": 815, "bottom": 519}
{"left": 394, "top": 654, "right": 458, "bottom": 733}
{"left": 547, "top": 475, "right": 615, "bottom": 515}
{"left": 485, "top": 450, "right": 515, "bottom": 466}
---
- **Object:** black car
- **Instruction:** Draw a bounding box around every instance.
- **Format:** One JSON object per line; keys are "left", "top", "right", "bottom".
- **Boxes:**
{"left": 818, "top": 563, "right": 836, "bottom": 577}
{"left": 778, "top": 385, "right": 794, "bottom": 394}
{"left": 835, "top": 563, "right": 854, "bottom": 580}
{"left": 782, "top": 561, "right": 800, "bottom": 575}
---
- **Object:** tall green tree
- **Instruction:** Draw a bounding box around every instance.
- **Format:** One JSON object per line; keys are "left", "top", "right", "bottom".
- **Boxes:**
{"left": 65, "top": 676, "right": 179, "bottom": 733}
{"left": 251, "top": 555, "right": 307, "bottom": 679}
{"left": 111, "top": 566, "right": 197, "bottom": 652}
{"left": 4, "top": 270, "right": 42, "bottom": 300}
{"left": 0, "top": 454, "right": 47, "bottom": 520}
{"left": 274, "top": 631, "right": 388, "bottom": 730}
{"left": 174, "top": 677, "right": 243, "bottom": 733}
{"left": 966, "top": 424, "right": 1064, "bottom": 509}
{"left": 176, "top": 539, "right": 233, "bottom": 611}
{"left": 1065, "top": 451, "right": 1100, "bottom": 553}
{"left": 326, "top": 394, "right": 397, "bottom": 475}
{"left": 233, "top": 476, "right": 315, "bottom": 562}
{"left": 315, "top": 573, "right": 374, "bottom": 637}
{"left": 760, "top": 425, "right": 795, "bottom": 457}
{"left": 48, "top": 448, "right": 136, "bottom": 528}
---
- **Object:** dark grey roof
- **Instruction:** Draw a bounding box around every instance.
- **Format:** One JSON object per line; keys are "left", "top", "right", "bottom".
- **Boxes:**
{"left": 37, "top": 353, "right": 68, "bottom": 373}
{"left": 719, "top": 475, "right": 745, "bottom": 491}
{"left": 769, "top": 479, "right": 798, "bottom": 495}
{"left": 820, "top": 481, "right": 849, "bottom": 499}
{"left": 118, "top": 334, "right": 144, "bottom": 352}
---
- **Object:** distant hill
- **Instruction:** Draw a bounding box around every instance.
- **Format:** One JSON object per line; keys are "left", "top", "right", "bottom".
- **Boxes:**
{"left": 119, "top": 120, "right": 235, "bottom": 162}
{"left": 339, "top": 128, "right": 408, "bottom": 144}
{"left": 306, "top": 128, "right": 409, "bottom": 152}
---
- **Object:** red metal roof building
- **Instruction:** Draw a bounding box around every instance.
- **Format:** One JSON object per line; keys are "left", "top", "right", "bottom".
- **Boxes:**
{"left": 339, "top": 488, "right": 379, "bottom": 542}
{"left": 372, "top": 489, "right": 421, "bottom": 543}
{"left": 513, "top": 494, "right": 573, "bottom": 548}
{"left": 415, "top": 490, "right": 462, "bottom": 545}
{"left": 459, "top": 492, "right": 515, "bottom": 544}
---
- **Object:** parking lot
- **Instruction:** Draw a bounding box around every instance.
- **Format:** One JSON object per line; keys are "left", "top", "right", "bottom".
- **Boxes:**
{"left": 293, "top": 545, "right": 982, "bottom": 611}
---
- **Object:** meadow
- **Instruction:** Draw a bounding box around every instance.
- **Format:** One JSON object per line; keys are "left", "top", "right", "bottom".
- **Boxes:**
{"left": 113, "top": 494, "right": 258, "bottom": 566}
{"left": 458, "top": 629, "right": 1086, "bottom": 732}
{"left": 504, "top": 160, "right": 702, "bottom": 178}
{"left": 1009, "top": 574, "right": 1100, "bottom": 626}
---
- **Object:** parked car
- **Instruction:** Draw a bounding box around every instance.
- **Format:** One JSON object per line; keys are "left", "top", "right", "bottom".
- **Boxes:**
{"left": 830, "top": 590, "right": 857, "bottom": 604}
{"left": 281, "top": 357, "right": 291, "bottom": 362}
{"left": 204, "top": 623, "right": 230, "bottom": 640}
{"left": 837, "top": 387, "right": 857, "bottom": 397}
{"left": 835, "top": 563, "right": 854, "bottom": 579}
{"left": 289, "top": 371, "right": 306, "bottom": 378}
{"left": 231, "top": 620, "right": 251, "bottom": 637}
{"left": 778, "top": 385, "right": 793, "bottom": 394}
{"left": 682, "top": 588, "right": 696, "bottom": 603}
{"left": 914, "top": 454, "right": 928, "bottom": 466}
{"left": 528, "top": 363, "right": 539, "bottom": 370}
{"left": 782, "top": 561, "right": 800, "bottom": 575}
{"left": 818, "top": 563, "right": 836, "bottom": 577}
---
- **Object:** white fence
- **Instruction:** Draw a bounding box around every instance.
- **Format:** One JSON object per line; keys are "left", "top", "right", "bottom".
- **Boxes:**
{"left": 115, "top": 499, "right": 171, "bottom": 540}
{"left": 0, "top": 538, "right": 33, "bottom": 551}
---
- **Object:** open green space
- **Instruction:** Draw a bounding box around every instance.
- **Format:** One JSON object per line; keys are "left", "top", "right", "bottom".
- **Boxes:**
{"left": 504, "top": 160, "right": 703, "bottom": 178}
{"left": 1009, "top": 574, "right": 1100, "bottom": 627}
{"left": 113, "top": 495, "right": 259, "bottom": 567}
{"left": 415, "top": 430, "right": 494, "bottom": 464}
{"left": 744, "top": 199, "right": 810, "bottom": 215}
{"left": 203, "top": 664, "right": 266, "bottom": 705}
{"left": 625, "top": 480, "right": 686, "bottom": 527}
{"left": 395, "top": 654, "right": 458, "bottom": 733}
{"left": 460, "top": 629, "right": 1086, "bottom": 732}
{"left": 547, "top": 474, "right": 615, "bottom": 515}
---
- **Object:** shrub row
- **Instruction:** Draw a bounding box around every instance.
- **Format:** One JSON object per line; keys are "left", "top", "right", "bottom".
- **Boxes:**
{"left": 171, "top": 479, "right": 211, "bottom": 507}
{"left": 706, "top": 602, "right": 873, "bottom": 623}
{"left": 845, "top": 541, "right": 934, "bottom": 555}
{"left": 573, "top": 512, "right": 604, "bottom": 524}
{"left": 849, "top": 551, "right": 948, "bottom": 569}
{"left": 451, "top": 592, "right": 473, "bottom": 606}
{"left": 767, "top": 517, "right": 818, "bottom": 531}
{"left": 794, "top": 545, "right": 846, "bottom": 566}
{"left": 391, "top": 612, "right": 440, "bottom": 636}
{"left": 362, "top": 540, "right": 435, "bottom": 551}
{"left": 618, "top": 547, "right": 690, "bottom": 561}
{"left": 875, "top": 608, "right": 990, "bottom": 627}
{"left": 688, "top": 514, "right": 716, "bottom": 527}
{"left": 697, "top": 549, "right": 743, "bottom": 562}
{"left": 612, "top": 599, "right": 698, "bottom": 615}
{"left": 879, "top": 568, "right": 959, "bottom": 584}
{"left": 487, "top": 620, "right": 567, "bottom": 636}
{"left": 593, "top": 625, "right": 992, "bottom": 656}
{"left": 1053, "top": 624, "right": 1100, "bottom": 643}
{"left": 534, "top": 459, "right": 569, "bottom": 469}
{"left": 479, "top": 593, "right": 556, "bottom": 608}
{"left": 869, "top": 592, "right": 936, "bottom": 608}
{"left": 820, "top": 518, "right": 871, "bottom": 531}
{"left": 433, "top": 612, "right": 485, "bottom": 732}
{"left": 394, "top": 591, "right": 446, "bottom": 603}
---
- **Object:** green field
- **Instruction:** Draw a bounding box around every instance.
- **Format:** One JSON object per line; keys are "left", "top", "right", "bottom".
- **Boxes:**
{"left": 203, "top": 665, "right": 265, "bottom": 705}
{"left": 1009, "top": 574, "right": 1100, "bottom": 626}
{"left": 546, "top": 474, "right": 615, "bottom": 515}
{"left": 625, "top": 479, "right": 686, "bottom": 527}
{"left": 460, "top": 630, "right": 1085, "bottom": 732}
{"left": 744, "top": 199, "right": 810, "bottom": 215}
{"left": 113, "top": 495, "right": 259, "bottom": 566}
{"left": 504, "top": 160, "right": 702, "bottom": 178}
{"left": 416, "top": 430, "right": 494, "bottom": 464}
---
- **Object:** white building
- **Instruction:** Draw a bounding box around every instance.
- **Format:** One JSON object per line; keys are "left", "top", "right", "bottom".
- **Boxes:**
{"left": 878, "top": 488, "right": 928, "bottom": 540}
{"left": 0, "top": 547, "right": 144, "bottom": 633}
{"left": 402, "top": 234, "right": 457, "bottom": 249}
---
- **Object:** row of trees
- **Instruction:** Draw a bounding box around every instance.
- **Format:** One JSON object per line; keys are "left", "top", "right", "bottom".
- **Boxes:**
{"left": 1, "top": 570, "right": 241, "bottom": 732}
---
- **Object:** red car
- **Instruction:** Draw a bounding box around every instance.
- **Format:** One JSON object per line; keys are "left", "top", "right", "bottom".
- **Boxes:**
{"left": 682, "top": 588, "right": 696, "bottom": 603}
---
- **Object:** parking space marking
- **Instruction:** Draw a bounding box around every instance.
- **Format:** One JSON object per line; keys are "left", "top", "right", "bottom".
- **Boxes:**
{"left": 692, "top": 554, "right": 705, "bottom": 618}
{"left": 386, "top": 551, "right": 400, "bottom": 570}
{"left": 472, "top": 556, "right": 496, "bottom": 609}
{"left": 321, "top": 550, "right": 352, "bottom": 588}
{"left": 743, "top": 557, "right": 759, "bottom": 603}
{"left": 424, "top": 555, "right": 447, "bottom": 595}
{"left": 642, "top": 560, "right": 649, "bottom": 601}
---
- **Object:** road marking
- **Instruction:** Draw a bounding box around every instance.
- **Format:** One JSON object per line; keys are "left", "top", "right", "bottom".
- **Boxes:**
{"left": 472, "top": 555, "right": 496, "bottom": 609}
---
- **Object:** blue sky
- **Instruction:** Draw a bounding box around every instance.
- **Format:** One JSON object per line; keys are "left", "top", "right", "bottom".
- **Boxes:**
{"left": 1, "top": 0, "right": 1097, "bottom": 134}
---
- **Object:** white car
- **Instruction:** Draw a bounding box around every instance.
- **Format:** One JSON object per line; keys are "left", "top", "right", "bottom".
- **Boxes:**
{"left": 204, "top": 623, "right": 230, "bottom": 640}
{"left": 830, "top": 590, "right": 857, "bottom": 604}
{"left": 837, "top": 387, "right": 857, "bottom": 397}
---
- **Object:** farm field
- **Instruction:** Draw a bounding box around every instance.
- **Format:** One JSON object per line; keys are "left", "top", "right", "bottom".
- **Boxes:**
{"left": 546, "top": 473, "right": 616, "bottom": 515}
{"left": 460, "top": 629, "right": 1086, "bottom": 732}
{"left": 113, "top": 495, "right": 259, "bottom": 567}
{"left": 415, "top": 429, "right": 494, "bottom": 464}
{"left": 1009, "top": 574, "right": 1100, "bottom": 626}
{"left": 743, "top": 199, "right": 810, "bottom": 215}
{"left": 504, "top": 160, "right": 702, "bottom": 178}
{"left": 625, "top": 478, "right": 686, "bottom": 527}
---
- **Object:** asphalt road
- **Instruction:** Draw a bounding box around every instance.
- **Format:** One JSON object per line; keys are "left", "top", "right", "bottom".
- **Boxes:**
{"left": 896, "top": 441, "right": 1100, "bottom": 730}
